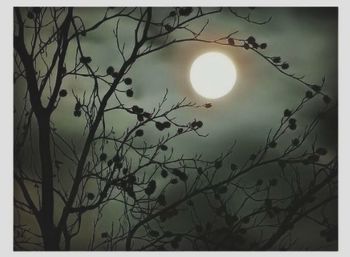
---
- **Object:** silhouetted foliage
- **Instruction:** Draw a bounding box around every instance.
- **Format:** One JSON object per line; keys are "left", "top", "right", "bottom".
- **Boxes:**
{"left": 13, "top": 7, "right": 337, "bottom": 251}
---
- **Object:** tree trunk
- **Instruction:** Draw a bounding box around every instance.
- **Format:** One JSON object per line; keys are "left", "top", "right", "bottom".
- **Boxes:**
{"left": 41, "top": 226, "right": 60, "bottom": 251}
{"left": 37, "top": 113, "right": 60, "bottom": 250}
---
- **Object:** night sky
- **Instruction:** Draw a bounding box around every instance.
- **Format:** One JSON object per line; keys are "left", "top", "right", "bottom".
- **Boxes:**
{"left": 39, "top": 7, "right": 338, "bottom": 159}
{"left": 14, "top": 7, "right": 338, "bottom": 250}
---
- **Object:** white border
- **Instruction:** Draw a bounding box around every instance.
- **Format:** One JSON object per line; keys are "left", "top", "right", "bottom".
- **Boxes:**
{"left": 1, "top": 1, "right": 349, "bottom": 257}
{"left": 5, "top": 0, "right": 346, "bottom": 7}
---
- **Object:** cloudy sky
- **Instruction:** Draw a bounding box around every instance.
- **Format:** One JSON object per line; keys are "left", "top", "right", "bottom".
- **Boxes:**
{"left": 53, "top": 7, "right": 337, "bottom": 162}
{"left": 14, "top": 7, "right": 338, "bottom": 250}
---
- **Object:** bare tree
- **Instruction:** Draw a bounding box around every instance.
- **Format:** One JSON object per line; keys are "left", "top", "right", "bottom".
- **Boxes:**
{"left": 14, "top": 7, "right": 337, "bottom": 250}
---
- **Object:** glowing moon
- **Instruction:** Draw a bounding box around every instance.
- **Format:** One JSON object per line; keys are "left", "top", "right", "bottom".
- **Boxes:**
{"left": 190, "top": 52, "right": 237, "bottom": 99}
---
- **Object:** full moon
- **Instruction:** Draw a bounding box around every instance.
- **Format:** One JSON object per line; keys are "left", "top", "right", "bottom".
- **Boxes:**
{"left": 190, "top": 52, "right": 237, "bottom": 99}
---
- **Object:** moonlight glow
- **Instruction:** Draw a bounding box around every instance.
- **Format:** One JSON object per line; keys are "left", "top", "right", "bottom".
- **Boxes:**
{"left": 190, "top": 52, "right": 237, "bottom": 99}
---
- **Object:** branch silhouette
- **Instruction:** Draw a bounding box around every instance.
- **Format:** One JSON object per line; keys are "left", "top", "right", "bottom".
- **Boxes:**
{"left": 14, "top": 7, "right": 337, "bottom": 251}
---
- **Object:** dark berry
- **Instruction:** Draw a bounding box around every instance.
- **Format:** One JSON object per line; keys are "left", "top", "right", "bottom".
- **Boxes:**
{"left": 260, "top": 43, "right": 267, "bottom": 49}
{"left": 87, "top": 192, "right": 95, "bottom": 200}
{"left": 124, "top": 78, "right": 132, "bottom": 85}
{"left": 126, "top": 89, "right": 133, "bottom": 97}
{"left": 247, "top": 36, "right": 256, "bottom": 44}
{"left": 292, "top": 138, "right": 300, "bottom": 146}
{"left": 305, "top": 91, "right": 313, "bottom": 99}
{"left": 284, "top": 109, "right": 292, "bottom": 117}
{"left": 100, "top": 153, "right": 107, "bottom": 161}
{"left": 272, "top": 57, "right": 281, "bottom": 63}
{"left": 59, "top": 89, "right": 67, "bottom": 97}
{"left": 281, "top": 62, "right": 289, "bottom": 70}
{"left": 160, "top": 145, "right": 168, "bottom": 151}
{"left": 106, "top": 66, "right": 114, "bottom": 75}
{"left": 135, "top": 129, "right": 144, "bottom": 137}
